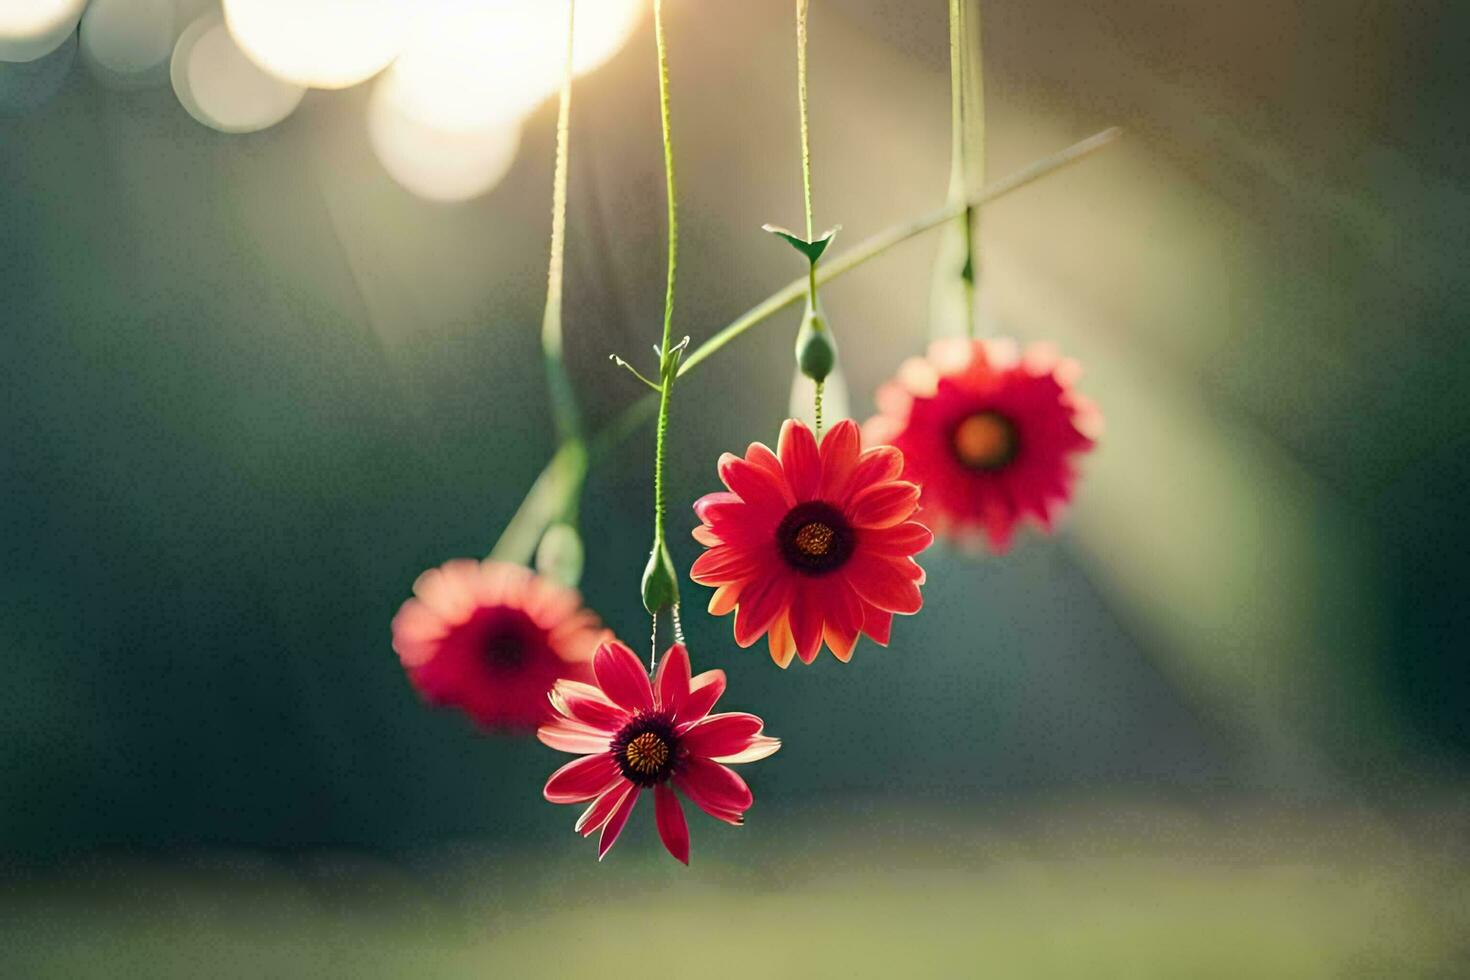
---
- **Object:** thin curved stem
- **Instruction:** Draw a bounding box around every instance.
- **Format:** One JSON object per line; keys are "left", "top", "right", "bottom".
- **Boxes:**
{"left": 490, "top": 127, "right": 1122, "bottom": 565}
{"left": 652, "top": 0, "right": 679, "bottom": 554}
{"left": 797, "top": 0, "right": 814, "bottom": 241}
{"left": 681, "top": 126, "right": 1120, "bottom": 377}
{"left": 947, "top": 0, "right": 984, "bottom": 339}
{"left": 542, "top": 0, "right": 581, "bottom": 446}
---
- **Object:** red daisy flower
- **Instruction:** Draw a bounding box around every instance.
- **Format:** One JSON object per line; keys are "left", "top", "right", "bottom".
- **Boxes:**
{"left": 690, "top": 418, "right": 931, "bottom": 667}
{"left": 863, "top": 338, "right": 1101, "bottom": 553}
{"left": 391, "top": 559, "right": 609, "bottom": 731}
{"left": 540, "top": 641, "right": 779, "bottom": 864}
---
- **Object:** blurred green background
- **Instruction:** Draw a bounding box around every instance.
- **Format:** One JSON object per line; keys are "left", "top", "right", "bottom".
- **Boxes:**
{"left": 3, "top": 0, "right": 1469, "bottom": 976}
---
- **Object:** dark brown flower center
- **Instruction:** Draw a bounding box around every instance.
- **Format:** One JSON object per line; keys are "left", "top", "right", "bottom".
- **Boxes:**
{"left": 612, "top": 713, "right": 679, "bottom": 786}
{"left": 470, "top": 607, "right": 543, "bottom": 672}
{"left": 952, "top": 411, "right": 1018, "bottom": 471}
{"left": 776, "top": 500, "right": 855, "bottom": 575}
{"left": 484, "top": 631, "right": 525, "bottom": 668}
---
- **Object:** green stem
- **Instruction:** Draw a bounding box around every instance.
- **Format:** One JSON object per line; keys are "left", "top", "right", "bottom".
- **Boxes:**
{"left": 542, "top": 0, "right": 581, "bottom": 448}
{"left": 947, "top": 0, "right": 984, "bottom": 339}
{"left": 491, "top": 127, "right": 1122, "bottom": 564}
{"left": 797, "top": 0, "right": 814, "bottom": 242}
{"left": 652, "top": 0, "right": 679, "bottom": 547}
{"left": 682, "top": 126, "right": 1120, "bottom": 377}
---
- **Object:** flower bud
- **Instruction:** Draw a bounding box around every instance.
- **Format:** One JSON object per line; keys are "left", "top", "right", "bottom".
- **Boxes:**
{"left": 794, "top": 299, "right": 838, "bottom": 383}
{"left": 641, "top": 540, "right": 680, "bottom": 615}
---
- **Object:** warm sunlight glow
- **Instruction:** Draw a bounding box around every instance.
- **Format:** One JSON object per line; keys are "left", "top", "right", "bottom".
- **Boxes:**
{"left": 171, "top": 14, "right": 305, "bottom": 134}
{"left": 80, "top": 0, "right": 175, "bottom": 90}
{"left": 368, "top": 76, "right": 523, "bottom": 202}
{"left": 222, "top": 0, "right": 414, "bottom": 90}
{"left": 0, "top": 0, "right": 87, "bottom": 63}
{"left": 383, "top": 0, "right": 645, "bottom": 132}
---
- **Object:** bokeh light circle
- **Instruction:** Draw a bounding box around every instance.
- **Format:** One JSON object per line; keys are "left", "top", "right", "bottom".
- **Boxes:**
{"left": 0, "top": 27, "right": 75, "bottom": 112}
{"left": 222, "top": 0, "right": 414, "bottom": 90}
{"left": 0, "top": 0, "right": 88, "bottom": 64}
{"left": 170, "top": 14, "right": 305, "bottom": 134}
{"left": 368, "top": 74, "right": 522, "bottom": 202}
{"left": 384, "top": 0, "right": 645, "bottom": 132}
{"left": 80, "top": 0, "right": 176, "bottom": 91}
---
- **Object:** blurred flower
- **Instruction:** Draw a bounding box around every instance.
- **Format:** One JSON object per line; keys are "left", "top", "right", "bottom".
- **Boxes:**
{"left": 690, "top": 419, "right": 931, "bottom": 667}
{"left": 540, "top": 642, "right": 779, "bottom": 864}
{"left": 391, "top": 559, "right": 608, "bottom": 731}
{"left": 864, "top": 338, "right": 1101, "bottom": 553}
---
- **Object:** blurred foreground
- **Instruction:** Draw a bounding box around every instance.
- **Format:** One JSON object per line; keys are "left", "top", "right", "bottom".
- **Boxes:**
{"left": 4, "top": 798, "right": 1467, "bottom": 978}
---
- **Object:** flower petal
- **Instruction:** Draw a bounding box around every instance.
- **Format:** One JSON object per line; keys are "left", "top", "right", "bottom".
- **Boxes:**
{"left": 863, "top": 520, "right": 934, "bottom": 558}
{"left": 675, "top": 758, "right": 753, "bottom": 823}
{"left": 550, "top": 680, "right": 627, "bottom": 731}
{"left": 848, "top": 481, "right": 922, "bottom": 529}
{"left": 654, "top": 783, "right": 690, "bottom": 865}
{"left": 537, "top": 720, "right": 614, "bottom": 755}
{"left": 655, "top": 643, "right": 692, "bottom": 712}
{"left": 733, "top": 574, "right": 789, "bottom": 648}
{"left": 598, "top": 785, "right": 641, "bottom": 860}
{"left": 693, "top": 491, "right": 741, "bottom": 524}
{"left": 593, "top": 641, "right": 654, "bottom": 713}
{"left": 577, "top": 781, "right": 634, "bottom": 836}
{"left": 708, "top": 583, "right": 741, "bottom": 616}
{"left": 681, "top": 713, "right": 765, "bottom": 759}
{"left": 719, "top": 452, "right": 793, "bottom": 514}
{"left": 842, "top": 446, "right": 905, "bottom": 505}
{"left": 690, "top": 545, "right": 759, "bottom": 585}
{"left": 676, "top": 670, "right": 726, "bottom": 727}
{"left": 788, "top": 582, "right": 825, "bottom": 665}
{"left": 846, "top": 552, "right": 924, "bottom": 614}
{"left": 778, "top": 419, "right": 822, "bottom": 501}
{"left": 767, "top": 613, "right": 797, "bottom": 668}
{"left": 544, "top": 753, "right": 620, "bottom": 804}
{"left": 712, "top": 735, "right": 782, "bottom": 765}
{"left": 862, "top": 609, "right": 893, "bottom": 645}
{"left": 818, "top": 419, "right": 861, "bottom": 499}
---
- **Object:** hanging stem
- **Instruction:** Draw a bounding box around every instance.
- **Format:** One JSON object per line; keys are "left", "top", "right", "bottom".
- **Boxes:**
{"left": 947, "top": 0, "right": 984, "bottom": 339}
{"left": 797, "top": 0, "right": 814, "bottom": 243}
{"left": 687, "top": 127, "right": 1118, "bottom": 376}
{"left": 652, "top": 0, "right": 679, "bottom": 543}
{"left": 542, "top": 0, "right": 581, "bottom": 450}
{"left": 641, "top": 0, "right": 683, "bottom": 666}
{"left": 493, "top": 127, "right": 1123, "bottom": 565}
{"left": 795, "top": 0, "right": 826, "bottom": 435}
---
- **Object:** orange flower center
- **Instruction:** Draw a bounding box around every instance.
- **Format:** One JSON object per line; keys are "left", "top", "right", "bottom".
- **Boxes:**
{"left": 793, "top": 521, "right": 836, "bottom": 557}
{"left": 623, "top": 731, "right": 670, "bottom": 776}
{"left": 952, "top": 411, "right": 1018, "bottom": 471}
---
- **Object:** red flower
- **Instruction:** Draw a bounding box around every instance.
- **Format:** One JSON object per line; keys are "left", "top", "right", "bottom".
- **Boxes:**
{"left": 690, "top": 418, "right": 931, "bottom": 667}
{"left": 540, "top": 642, "right": 779, "bottom": 864}
{"left": 864, "top": 338, "right": 1101, "bottom": 553}
{"left": 391, "top": 559, "right": 609, "bottom": 731}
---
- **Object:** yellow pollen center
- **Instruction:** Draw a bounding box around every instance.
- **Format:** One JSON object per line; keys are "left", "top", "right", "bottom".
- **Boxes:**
{"left": 794, "top": 522, "right": 835, "bottom": 557}
{"left": 953, "top": 412, "right": 1016, "bottom": 469}
{"left": 623, "top": 731, "right": 669, "bottom": 774}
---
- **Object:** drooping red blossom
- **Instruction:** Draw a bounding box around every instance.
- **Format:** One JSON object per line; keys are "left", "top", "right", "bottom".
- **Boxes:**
{"left": 540, "top": 641, "right": 779, "bottom": 863}
{"left": 690, "top": 418, "right": 931, "bottom": 667}
{"left": 863, "top": 338, "right": 1101, "bottom": 553}
{"left": 392, "top": 559, "right": 609, "bottom": 731}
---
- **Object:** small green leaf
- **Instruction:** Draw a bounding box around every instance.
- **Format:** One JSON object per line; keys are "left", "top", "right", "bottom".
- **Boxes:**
{"left": 762, "top": 224, "right": 840, "bottom": 264}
